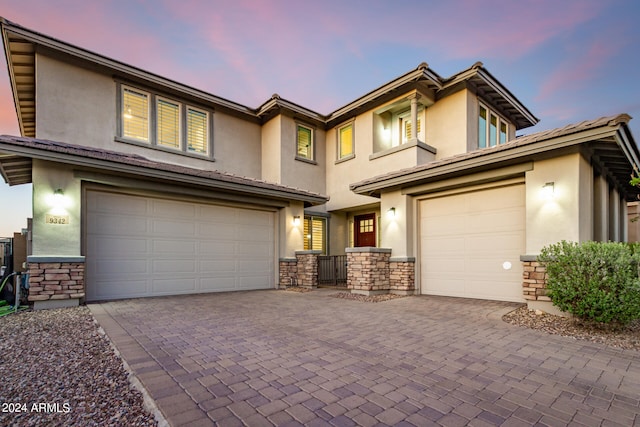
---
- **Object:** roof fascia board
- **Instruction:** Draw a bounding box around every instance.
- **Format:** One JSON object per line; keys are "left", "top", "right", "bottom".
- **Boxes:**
{"left": 256, "top": 97, "right": 326, "bottom": 125}
{"left": 2, "top": 23, "right": 257, "bottom": 120}
{"left": 475, "top": 69, "right": 539, "bottom": 126}
{"left": 326, "top": 68, "right": 441, "bottom": 123}
{"left": 351, "top": 126, "right": 619, "bottom": 194}
{"left": 0, "top": 144, "right": 327, "bottom": 205}
{"left": 77, "top": 171, "right": 290, "bottom": 208}
{"left": 615, "top": 125, "right": 640, "bottom": 172}
{"left": 400, "top": 163, "right": 532, "bottom": 196}
{"left": 1, "top": 22, "right": 25, "bottom": 136}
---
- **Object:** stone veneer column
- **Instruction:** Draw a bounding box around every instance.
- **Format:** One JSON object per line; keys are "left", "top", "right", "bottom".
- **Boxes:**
{"left": 346, "top": 247, "right": 391, "bottom": 295}
{"left": 295, "top": 250, "right": 321, "bottom": 288}
{"left": 27, "top": 256, "right": 85, "bottom": 310}
{"left": 389, "top": 257, "right": 415, "bottom": 295}
{"left": 520, "top": 255, "right": 550, "bottom": 302}
{"left": 278, "top": 258, "right": 298, "bottom": 288}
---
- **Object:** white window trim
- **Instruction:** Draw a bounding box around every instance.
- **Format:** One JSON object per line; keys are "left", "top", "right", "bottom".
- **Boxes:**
{"left": 121, "top": 86, "right": 151, "bottom": 143}
{"left": 295, "top": 122, "right": 316, "bottom": 163}
{"left": 336, "top": 121, "right": 355, "bottom": 162}
{"left": 117, "top": 82, "right": 213, "bottom": 159}
{"left": 479, "top": 102, "right": 509, "bottom": 149}
{"left": 156, "top": 96, "right": 182, "bottom": 151}
{"left": 186, "top": 105, "right": 210, "bottom": 156}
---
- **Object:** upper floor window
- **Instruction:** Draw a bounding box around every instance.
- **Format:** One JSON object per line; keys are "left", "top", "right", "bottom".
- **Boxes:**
{"left": 119, "top": 84, "right": 211, "bottom": 157}
{"left": 296, "top": 123, "right": 314, "bottom": 161}
{"left": 122, "top": 87, "right": 149, "bottom": 142}
{"left": 478, "top": 104, "right": 508, "bottom": 149}
{"left": 338, "top": 123, "right": 354, "bottom": 160}
{"left": 399, "top": 110, "right": 422, "bottom": 144}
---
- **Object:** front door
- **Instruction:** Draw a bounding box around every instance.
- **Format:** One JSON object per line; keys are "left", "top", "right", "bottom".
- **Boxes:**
{"left": 354, "top": 213, "right": 376, "bottom": 247}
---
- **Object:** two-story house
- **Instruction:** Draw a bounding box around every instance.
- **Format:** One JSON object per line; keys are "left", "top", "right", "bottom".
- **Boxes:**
{"left": 1, "top": 18, "right": 638, "bottom": 312}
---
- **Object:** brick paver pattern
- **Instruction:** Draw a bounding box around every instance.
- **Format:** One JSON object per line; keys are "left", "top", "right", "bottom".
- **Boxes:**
{"left": 90, "top": 290, "right": 640, "bottom": 426}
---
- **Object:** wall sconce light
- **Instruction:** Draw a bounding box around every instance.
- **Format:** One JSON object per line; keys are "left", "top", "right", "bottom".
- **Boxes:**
{"left": 387, "top": 207, "right": 396, "bottom": 218}
{"left": 293, "top": 215, "right": 301, "bottom": 226}
{"left": 542, "top": 182, "right": 555, "bottom": 200}
{"left": 52, "top": 188, "right": 65, "bottom": 205}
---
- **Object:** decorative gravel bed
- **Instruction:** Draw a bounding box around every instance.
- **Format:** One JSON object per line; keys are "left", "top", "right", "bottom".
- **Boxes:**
{"left": 330, "top": 291, "right": 407, "bottom": 303}
{"left": 503, "top": 306, "right": 640, "bottom": 351}
{"left": 0, "top": 307, "right": 157, "bottom": 427}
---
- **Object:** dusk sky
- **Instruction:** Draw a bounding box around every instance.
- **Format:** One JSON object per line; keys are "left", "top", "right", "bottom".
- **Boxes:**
{"left": 1, "top": 0, "right": 639, "bottom": 236}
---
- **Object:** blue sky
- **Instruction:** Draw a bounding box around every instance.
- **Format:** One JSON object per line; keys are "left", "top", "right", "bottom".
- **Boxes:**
{"left": 0, "top": 0, "right": 639, "bottom": 236}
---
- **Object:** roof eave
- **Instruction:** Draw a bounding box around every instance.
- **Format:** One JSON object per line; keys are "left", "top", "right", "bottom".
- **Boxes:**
{"left": 351, "top": 125, "right": 627, "bottom": 196}
{"left": 0, "top": 143, "right": 328, "bottom": 206}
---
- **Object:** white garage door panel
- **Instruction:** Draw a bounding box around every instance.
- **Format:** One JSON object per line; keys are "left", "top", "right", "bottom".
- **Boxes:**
{"left": 86, "top": 191, "right": 276, "bottom": 301}
{"left": 420, "top": 184, "right": 525, "bottom": 302}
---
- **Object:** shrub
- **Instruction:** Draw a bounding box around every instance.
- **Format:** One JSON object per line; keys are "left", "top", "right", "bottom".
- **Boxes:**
{"left": 538, "top": 241, "right": 640, "bottom": 325}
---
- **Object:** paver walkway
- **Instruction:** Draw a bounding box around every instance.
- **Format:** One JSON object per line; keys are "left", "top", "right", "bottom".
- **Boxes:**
{"left": 89, "top": 290, "right": 640, "bottom": 426}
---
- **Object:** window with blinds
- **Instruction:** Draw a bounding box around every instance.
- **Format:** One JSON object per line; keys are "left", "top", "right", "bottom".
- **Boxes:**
{"left": 338, "top": 123, "right": 353, "bottom": 159}
{"left": 120, "top": 84, "right": 211, "bottom": 157}
{"left": 187, "top": 107, "right": 208, "bottom": 154}
{"left": 157, "top": 98, "right": 180, "bottom": 149}
{"left": 122, "top": 87, "right": 149, "bottom": 142}
{"left": 303, "top": 216, "right": 326, "bottom": 253}
{"left": 296, "top": 124, "right": 313, "bottom": 160}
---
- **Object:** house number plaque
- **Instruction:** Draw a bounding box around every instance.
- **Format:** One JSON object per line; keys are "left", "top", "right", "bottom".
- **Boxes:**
{"left": 45, "top": 214, "right": 70, "bottom": 225}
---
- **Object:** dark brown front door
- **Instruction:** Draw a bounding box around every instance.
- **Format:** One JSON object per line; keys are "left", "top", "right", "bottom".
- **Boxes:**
{"left": 354, "top": 213, "right": 376, "bottom": 247}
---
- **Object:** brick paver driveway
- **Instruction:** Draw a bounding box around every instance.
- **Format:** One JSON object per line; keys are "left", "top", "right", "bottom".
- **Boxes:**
{"left": 89, "top": 290, "right": 640, "bottom": 426}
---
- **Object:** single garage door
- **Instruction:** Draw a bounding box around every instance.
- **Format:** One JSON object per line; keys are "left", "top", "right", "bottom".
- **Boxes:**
{"left": 419, "top": 183, "right": 525, "bottom": 302}
{"left": 85, "top": 190, "right": 275, "bottom": 301}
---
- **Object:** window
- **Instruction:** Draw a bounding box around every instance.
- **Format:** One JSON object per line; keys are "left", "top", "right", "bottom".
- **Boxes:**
{"left": 399, "top": 110, "right": 422, "bottom": 144}
{"left": 338, "top": 123, "right": 354, "bottom": 159}
{"left": 122, "top": 87, "right": 149, "bottom": 142}
{"left": 157, "top": 98, "right": 180, "bottom": 149}
{"left": 187, "top": 107, "right": 208, "bottom": 154}
{"left": 296, "top": 124, "right": 314, "bottom": 160}
{"left": 119, "top": 84, "right": 211, "bottom": 157}
{"left": 478, "top": 103, "right": 509, "bottom": 149}
{"left": 303, "top": 216, "right": 326, "bottom": 253}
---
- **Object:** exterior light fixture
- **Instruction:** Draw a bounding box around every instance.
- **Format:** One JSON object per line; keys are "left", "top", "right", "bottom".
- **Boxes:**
{"left": 293, "top": 215, "right": 301, "bottom": 226}
{"left": 542, "top": 182, "right": 555, "bottom": 200}
{"left": 49, "top": 188, "right": 68, "bottom": 209}
{"left": 387, "top": 207, "right": 396, "bottom": 218}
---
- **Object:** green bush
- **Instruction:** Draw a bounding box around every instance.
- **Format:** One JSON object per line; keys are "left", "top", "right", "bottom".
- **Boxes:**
{"left": 538, "top": 241, "right": 640, "bottom": 325}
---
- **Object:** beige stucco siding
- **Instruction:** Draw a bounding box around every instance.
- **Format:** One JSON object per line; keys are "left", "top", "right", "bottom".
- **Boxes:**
{"left": 35, "top": 54, "right": 262, "bottom": 179}
{"left": 525, "top": 153, "right": 593, "bottom": 254}
{"left": 31, "top": 160, "right": 81, "bottom": 256}
{"left": 426, "top": 89, "right": 469, "bottom": 159}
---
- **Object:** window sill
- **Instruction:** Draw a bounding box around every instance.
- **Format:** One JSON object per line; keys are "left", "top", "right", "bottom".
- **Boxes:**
{"left": 335, "top": 154, "right": 355, "bottom": 164}
{"left": 369, "top": 139, "right": 436, "bottom": 161}
{"left": 115, "top": 136, "right": 215, "bottom": 161}
{"left": 295, "top": 156, "right": 318, "bottom": 165}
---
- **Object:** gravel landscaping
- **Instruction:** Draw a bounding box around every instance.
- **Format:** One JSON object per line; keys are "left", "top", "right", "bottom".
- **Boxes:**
{"left": 0, "top": 307, "right": 157, "bottom": 427}
{"left": 503, "top": 306, "right": 640, "bottom": 351}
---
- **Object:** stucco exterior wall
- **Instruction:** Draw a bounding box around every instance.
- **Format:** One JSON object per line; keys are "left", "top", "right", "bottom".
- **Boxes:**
{"left": 426, "top": 89, "right": 469, "bottom": 159}
{"left": 31, "top": 160, "right": 81, "bottom": 256}
{"left": 380, "top": 190, "right": 413, "bottom": 258}
{"left": 279, "top": 116, "right": 326, "bottom": 195}
{"left": 261, "top": 116, "right": 282, "bottom": 183}
{"left": 35, "top": 53, "right": 263, "bottom": 179}
{"left": 525, "top": 153, "right": 593, "bottom": 254}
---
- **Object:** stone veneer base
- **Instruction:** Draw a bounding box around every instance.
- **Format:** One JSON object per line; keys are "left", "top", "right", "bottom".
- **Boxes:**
{"left": 390, "top": 289, "right": 415, "bottom": 296}
{"left": 33, "top": 298, "right": 80, "bottom": 311}
{"left": 350, "top": 289, "right": 390, "bottom": 296}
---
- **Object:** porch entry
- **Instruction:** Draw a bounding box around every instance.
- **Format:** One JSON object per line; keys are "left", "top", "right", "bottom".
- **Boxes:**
{"left": 354, "top": 213, "right": 376, "bottom": 247}
{"left": 318, "top": 255, "right": 347, "bottom": 287}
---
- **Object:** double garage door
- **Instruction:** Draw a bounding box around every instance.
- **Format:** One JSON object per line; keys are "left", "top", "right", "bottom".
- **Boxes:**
{"left": 419, "top": 183, "right": 525, "bottom": 302}
{"left": 85, "top": 190, "right": 275, "bottom": 301}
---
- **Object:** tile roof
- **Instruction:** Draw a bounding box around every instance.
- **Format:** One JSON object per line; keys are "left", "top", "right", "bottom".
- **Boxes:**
{"left": 351, "top": 113, "right": 634, "bottom": 191}
{"left": 0, "top": 135, "right": 328, "bottom": 203}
